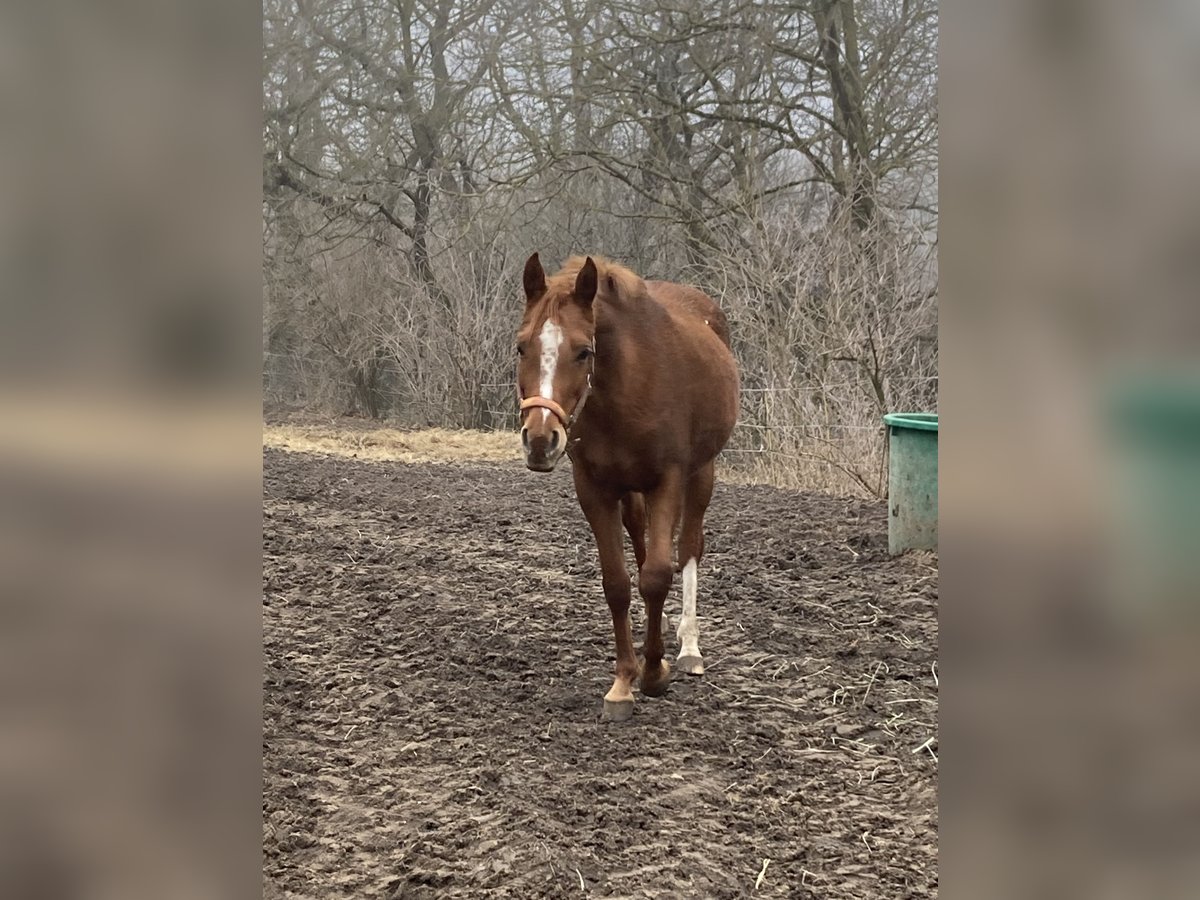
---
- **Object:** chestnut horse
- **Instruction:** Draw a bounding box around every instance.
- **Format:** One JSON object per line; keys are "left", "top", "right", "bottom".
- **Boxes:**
{"left": 515, "top": 253, "right": 739, "bottom": 721}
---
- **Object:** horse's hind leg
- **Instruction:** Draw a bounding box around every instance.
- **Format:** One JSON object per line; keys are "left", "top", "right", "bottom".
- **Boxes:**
{"left": 636, "top": 471, "right": 685, "bottom": 698}
{"left": 621, "top": 492, "right": 666, "bottom": 631}
{"left": 675, "top": 461, "right": 715, "bottom": 676}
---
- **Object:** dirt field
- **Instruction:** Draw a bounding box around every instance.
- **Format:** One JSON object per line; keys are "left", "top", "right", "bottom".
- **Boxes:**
{"left": 263, "top": 444, "right": 938, "bottom": 898}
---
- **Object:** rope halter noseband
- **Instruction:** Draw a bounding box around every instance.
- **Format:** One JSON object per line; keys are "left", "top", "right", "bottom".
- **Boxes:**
{"left": 518, "top": 351, "right": 594, "bottom": 433}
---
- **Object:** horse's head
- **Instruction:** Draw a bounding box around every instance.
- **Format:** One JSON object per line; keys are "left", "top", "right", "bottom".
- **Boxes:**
{"left": 515, "top": 253, "right": 597, "bottom": 472}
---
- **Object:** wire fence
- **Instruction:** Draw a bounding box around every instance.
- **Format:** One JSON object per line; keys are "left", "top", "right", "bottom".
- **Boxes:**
{"left": 264, "top": 354, "right": 936, "bottom": 425}
{"left": 263, "top": 349, "right": 935, "bottom": 495}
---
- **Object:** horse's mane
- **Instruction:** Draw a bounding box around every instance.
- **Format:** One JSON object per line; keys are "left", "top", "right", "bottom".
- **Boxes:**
{"left": 550, "top": 256, "right": 647, "bottom": 307}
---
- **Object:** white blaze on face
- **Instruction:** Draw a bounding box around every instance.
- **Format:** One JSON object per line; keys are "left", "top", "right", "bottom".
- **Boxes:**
{"left": 677, "top": 557, "right": 701, "bottom": 660}
{"left": 538, "top": 318, "right": 564, "bottom": 426}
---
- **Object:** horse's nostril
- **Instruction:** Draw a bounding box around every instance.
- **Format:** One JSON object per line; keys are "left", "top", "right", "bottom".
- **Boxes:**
{"left": 549, "top": 430, "right": 559, "bottom": 450}
{"left": 521, "top": 428, "right": 530, "bottom": 450}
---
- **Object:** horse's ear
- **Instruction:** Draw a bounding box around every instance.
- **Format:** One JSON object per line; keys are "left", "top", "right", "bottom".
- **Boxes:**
{"left": 574, "top": 256, "right": 598, "bottom": 306}
{"left": 523, "top": 252, "right": 546, "bottom": 303}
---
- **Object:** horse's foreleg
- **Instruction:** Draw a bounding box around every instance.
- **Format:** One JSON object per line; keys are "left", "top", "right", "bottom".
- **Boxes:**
{"left": 576, "top": 474, "right": 638, "bottom": 722}
{"left": 637, "top": 470, "right": 684, "bottom": 698}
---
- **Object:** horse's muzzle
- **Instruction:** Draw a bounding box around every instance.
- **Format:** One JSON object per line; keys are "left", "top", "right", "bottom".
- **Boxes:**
{"left": 521, "top": 422, "right": 566, "bottom": 472}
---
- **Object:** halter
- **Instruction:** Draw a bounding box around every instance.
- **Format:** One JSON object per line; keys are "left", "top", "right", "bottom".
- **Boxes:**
{"left": 518, "top": 356, "right": 594, "bottom": 432}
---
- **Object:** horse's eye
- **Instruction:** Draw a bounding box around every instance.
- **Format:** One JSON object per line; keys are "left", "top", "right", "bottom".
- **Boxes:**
{"left": 517, "top": 345, "right": 525, "bottom": 358}
{"left": 576, "top": 347, "right": 592, "bottom": 362}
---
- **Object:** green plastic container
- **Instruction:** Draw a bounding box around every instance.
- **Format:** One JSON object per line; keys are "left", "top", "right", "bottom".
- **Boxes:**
{"left": 883, "top": 413, "right": 939, "bottom": 555}
{"left": 1107, "top": 376, "right": 1200, "bottom": 607}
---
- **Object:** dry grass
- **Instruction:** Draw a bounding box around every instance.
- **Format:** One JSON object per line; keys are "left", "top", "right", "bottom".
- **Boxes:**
{"left": 263, "top": 423, "right": 520, "bottom": 465}
{"left": 720, "top": 434, "right": 887, "bottom": 499}
{"left": 723, "top": 458, "right": 871, "bottom": 498}
{"left": 263, "top": 421, "right": 879, "bottom": 497}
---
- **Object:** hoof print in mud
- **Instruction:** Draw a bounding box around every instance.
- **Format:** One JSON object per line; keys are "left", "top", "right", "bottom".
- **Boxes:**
{"left": 602, "top": 698, "right": 635, "bottom": 722}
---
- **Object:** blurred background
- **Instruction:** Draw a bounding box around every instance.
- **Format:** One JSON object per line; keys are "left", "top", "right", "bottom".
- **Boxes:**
{"left": 0, "top": 1, "right": 261, "bottom": 898}
{"left": 942, "top": 0, "right": 1200, "bottom": 896}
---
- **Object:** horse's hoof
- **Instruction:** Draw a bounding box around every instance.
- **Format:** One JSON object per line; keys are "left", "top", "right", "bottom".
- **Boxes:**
{"left": 603, "top": 698, "right": 634, "bottom": 722}
{"left": 677, "top": 654, "right": 705, "bottom": 676}
{"left": 640, "top": 661, "right": 671, "bottom": 697}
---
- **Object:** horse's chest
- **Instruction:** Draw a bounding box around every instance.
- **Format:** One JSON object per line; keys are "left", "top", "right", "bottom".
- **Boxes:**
{"left": 570, "top": 441, "right": 661, "bottom": 493}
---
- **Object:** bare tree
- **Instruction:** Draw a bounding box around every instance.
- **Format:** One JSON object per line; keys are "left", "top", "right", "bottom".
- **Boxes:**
{"left": 262, "top": 0, "right": 938, "bottom": 494}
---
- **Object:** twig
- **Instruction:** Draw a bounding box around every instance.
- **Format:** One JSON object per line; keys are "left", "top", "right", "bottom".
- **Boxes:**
{"left": 754, "top": 858, "right": 770, "bottom": 890}
{"left": 704, "top": 682, "right": 805, "bottom": 711}
{"left": 795, "top": 664, "right": 831, "bottom": 681}
{"left": 575, "top": 868, "right": 585, "bottom": 891}
{"left": 913, "top": 736, "right": 938, "bottom": 762}
{"left": 859, "top": 661, "right": 886, "bottom": 708}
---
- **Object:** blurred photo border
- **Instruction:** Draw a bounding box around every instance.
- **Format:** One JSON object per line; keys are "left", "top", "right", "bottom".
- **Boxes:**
{"left": 0, "top": 0, "right": 1197, "bottom": 896}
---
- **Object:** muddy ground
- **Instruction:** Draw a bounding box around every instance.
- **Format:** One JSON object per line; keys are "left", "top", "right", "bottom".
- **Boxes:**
{"left": 263, "top": 447, "right": 938, "bottom": 898}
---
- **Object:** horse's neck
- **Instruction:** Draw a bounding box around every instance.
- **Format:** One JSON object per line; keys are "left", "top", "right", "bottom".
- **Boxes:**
{"left": 587, "top": 305, "right": 654, "bottom": 415}
{"left": 593, "top": 306, "right": 635, "bottom": 379}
